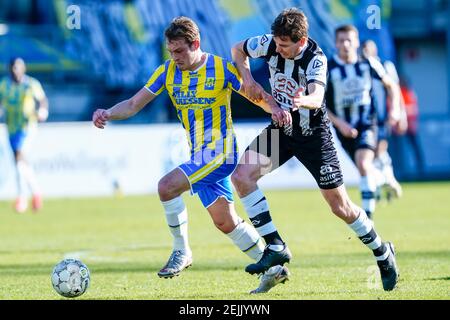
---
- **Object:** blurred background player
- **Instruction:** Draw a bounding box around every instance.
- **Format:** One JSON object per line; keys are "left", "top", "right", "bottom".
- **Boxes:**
{"left": 399, "top": 77, "right": 425, "bottom": 175}
{"left": 362, "top": 40, "right": 406, "bottom": 201}
{"left": 231, "top": 9, "right": 399, "bottom": 292}
{"left": 0, "top": 57, "right": 48, "bottom": 213}
{"left": 326, "top": 25, "right": 402, "bottom": 220}
{"left": 93, "top": 16, "right": 290, "bottom": 292}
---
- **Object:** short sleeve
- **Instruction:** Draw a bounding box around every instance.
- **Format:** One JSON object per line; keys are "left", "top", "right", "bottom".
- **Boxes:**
{"left": 367, "top": 56, "right": 387, "bottom": 80}
{"left": 305, "top": 54, "right": 327, "bottom": 87}
{"left": 384, "top": 60, "right": 399, "bottom": 84}
{"left": 31, "top": 78, "right": 46, "bottom": 101}
{"left": 144, "top": 63, "right": 167, "bottom": 95}
{"left": 226, "top": 61, "right": 242, "bottom": 92}
{"left": 243, "top": 34, "right": 273, "bottom": 59}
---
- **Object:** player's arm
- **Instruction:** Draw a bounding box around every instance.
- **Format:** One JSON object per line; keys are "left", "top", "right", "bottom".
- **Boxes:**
{"left": 93, "top": 63, "right": 166, "bottom": 129}
{"left": 37, "top": 96, "right": 49, "bottom": 122}
{"left": 227, "top": 58, "right": 291, "bottom": 126}
{"left": 292, "top": 82, "right": 325, "bottom": 110}
{"left": 237, "top": 87, "right": 292, "bottom": 126}
{"left": 327, "top": 108, "right": 358, "bottom": 138}
{"left": 368, "top": 57, "right": 404, "bottom": 132}
{"left": 325, "top": 78, "right": 358, "bottom": 138}
{"left": 31, "top": 79, "right": 49, "bottom": 121}
{"left": 293, "top": 54, "right": 328, "bottom": 110}
{"left": 232, "top": 35, "right": 274, "bottom": 102}
{"left": 93, "top": 88, "right": 155, "bottom": 129}
{"left": 381, "top": 74, "right": 405, "bottom": 132}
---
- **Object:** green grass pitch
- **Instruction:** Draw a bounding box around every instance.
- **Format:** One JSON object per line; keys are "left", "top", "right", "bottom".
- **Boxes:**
{"left": 0, "top": 182, "right": 449, "bottom": 299}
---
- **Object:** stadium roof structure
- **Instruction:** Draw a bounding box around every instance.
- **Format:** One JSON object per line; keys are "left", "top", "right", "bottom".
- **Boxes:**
{"left": 0, "top": 33, "right": 83, "bottom": 73}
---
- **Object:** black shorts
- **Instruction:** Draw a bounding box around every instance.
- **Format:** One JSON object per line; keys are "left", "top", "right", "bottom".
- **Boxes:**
{"left": 245, "top": 123, "right": 344, "bottom": 190}
{"left": 336, "top": 125, "right": 377, "bottom": 162}
{"left": 377, "top": 120, "right": 390, "bottom": 141}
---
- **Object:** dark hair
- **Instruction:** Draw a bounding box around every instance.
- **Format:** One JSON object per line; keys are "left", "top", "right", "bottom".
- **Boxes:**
{"left": 271, "top": 8, "right": 308, "bottom": 42}
{"left": 9, "top": 56, "right": 24, "bottom": 66}
{"left": 335, "top": 24, "right": 359, "bottom": 39}
{"left": 164, "top": 16, "right": 200, "bottom": 45}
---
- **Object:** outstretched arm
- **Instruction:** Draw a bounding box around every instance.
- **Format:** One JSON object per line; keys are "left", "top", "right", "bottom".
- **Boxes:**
{"left": 93, "top": 88, "right": 155, "bottom": 129}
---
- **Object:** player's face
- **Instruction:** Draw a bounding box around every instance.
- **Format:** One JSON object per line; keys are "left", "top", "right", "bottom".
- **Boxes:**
{"left": 273, "top": 36, "right": 306, "bottom": 59}
{"left": 166, "top": 39, "right": 199, "bottom": 71}
{"left": 336, "top": 31, "right": 360, "bottom": 60}
{"left": 10, "top": 59, "right": 26, "bottom": 83}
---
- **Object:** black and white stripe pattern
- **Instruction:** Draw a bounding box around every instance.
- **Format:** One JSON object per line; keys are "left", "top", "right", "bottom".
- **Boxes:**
{"left": 241, "top": 189, "right": 284, "bottom": 245}
{"left": 348, "top": 210, "right": 390, "bottom": 261}
{"left": 243, "top": 196, "right": 276, "bottom": 236}
{"left": 249, "top": 204, "right": 277, "bottom": 236}
{"left": 244, "top": 35, "right": 328, "bottom": 136}
{"left": 326, "top": 55, "right": 386, "bottom": 129}
{"left": 359, "top": 228, "right": 389, "bottom": 261}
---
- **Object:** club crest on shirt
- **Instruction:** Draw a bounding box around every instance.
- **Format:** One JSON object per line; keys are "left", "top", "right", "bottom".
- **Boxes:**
{"left": 205, "top": 77, "right": 216, "bottom": 89}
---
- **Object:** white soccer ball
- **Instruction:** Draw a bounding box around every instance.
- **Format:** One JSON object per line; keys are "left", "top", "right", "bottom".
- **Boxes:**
{"left": 51, "top": 259, "right": 90, "bottom": 298}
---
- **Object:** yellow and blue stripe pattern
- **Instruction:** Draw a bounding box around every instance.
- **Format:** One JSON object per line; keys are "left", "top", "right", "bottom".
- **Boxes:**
{"left": 145, "top": 54, "right": 242, "bottom": 207}
{"left": 145, "top": 54, "right": 241, "bottom": 154}
{"left": 0, "top": 76, "right": 45, "bottom": 135}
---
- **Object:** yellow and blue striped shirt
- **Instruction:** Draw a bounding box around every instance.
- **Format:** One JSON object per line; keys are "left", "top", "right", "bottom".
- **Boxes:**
{"left": 0, "top": 75, "right": 46, "bottom": 134}
{"left": 145, "top": 54, "right": 241, "bottom": 154}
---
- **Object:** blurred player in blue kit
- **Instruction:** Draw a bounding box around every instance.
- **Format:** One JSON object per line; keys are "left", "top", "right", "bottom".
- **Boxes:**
{"left": 0, "top": 57, "right": 48, "bottom": 213}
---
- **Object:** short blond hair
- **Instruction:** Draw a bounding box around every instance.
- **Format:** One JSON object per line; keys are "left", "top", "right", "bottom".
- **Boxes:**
{"left": 335, "top": 24, "right": 359, "bottom": 39}
{"left": 164, "top": 16, "right": 200, "bottom": 45}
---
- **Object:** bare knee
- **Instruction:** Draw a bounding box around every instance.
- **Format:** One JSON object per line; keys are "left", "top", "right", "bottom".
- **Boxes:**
{"left": 355, "top": 150, "right": 375, "bottom": 176}
{"left": 158, "top": 176, "right": 177, "bottom": 201}
{"left": 208, "top": 198, "right": 240, "bottom": 233}
{"left": 210, "top": 209, "right": 238, "bottom": 234}
{"left": 231, "top": 167, "right": 258, "bottom": 196}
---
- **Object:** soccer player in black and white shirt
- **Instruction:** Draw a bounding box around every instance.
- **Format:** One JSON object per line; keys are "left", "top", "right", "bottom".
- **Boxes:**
{"left": 231, "top": 8, "right": 399, "bottom": 292}
{"left": 362, "top": 40, "right": 406, "bottom": 201}
{"left": 326, "top": 25, "right": 403, "bottom": 219}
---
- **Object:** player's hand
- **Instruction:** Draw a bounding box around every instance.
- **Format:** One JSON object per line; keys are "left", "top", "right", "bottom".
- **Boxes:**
{"left": 37, "top": 107, "right": 49, "bottom": 122}
{"left": 338, "top": 121, "right": 358, "bottom": 138}
{"left": 264, "top": 94, "right": 291, "bottom": 126}
{"left": 389, "top": 114, "right": 408, "bottom": 135}
{"left": 241, "top": 78, "right": 265, "bottom": 103}
{"left": 93, "top": 109, "right": 111, "bottom": 129}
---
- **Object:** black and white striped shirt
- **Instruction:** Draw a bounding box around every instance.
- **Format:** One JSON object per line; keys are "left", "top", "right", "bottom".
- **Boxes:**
{"left": 326, "top": 55, "right": 386, "bottom": 129}
{"left": 243, "top": 34, "right": 328, "bottom": 136}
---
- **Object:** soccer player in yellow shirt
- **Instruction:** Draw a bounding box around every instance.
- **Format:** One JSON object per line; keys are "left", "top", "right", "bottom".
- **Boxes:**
{"left": 93, "top": 17, "right": 291, "bottom": 291}
{"left": 0, "top": 57, "right": 48, "bottom": 213}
